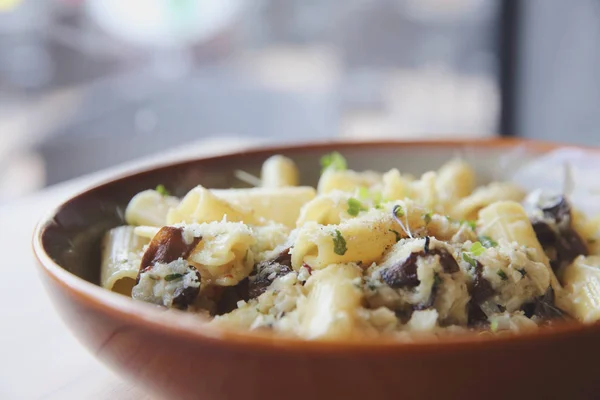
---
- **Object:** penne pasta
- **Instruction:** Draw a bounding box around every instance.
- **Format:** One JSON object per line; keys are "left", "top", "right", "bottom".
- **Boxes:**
{"left": 125, "top": 189, "right": 180, "bottom": 227}
{"left": 167, "top": 186, "right": 260, "bottom": 225}
{"left": 562, "top": 255, "right": 600, "bottom": 323}
{"left": 100, "top": 226, "right": 149, "bottom": 295}
{"left": 260, "top": 155, "right": 299, "bottom": 187}
{"left": 452, "top": 182, "right": 525, "bottom": 221}
{"left": 212, "top": 186, "right": 316, "bottom": 228}
{"left": 295, "top": 263, "right": 363, "bottom": 339}
{"left": 106, "top": 151, "right": 600, "bottom": 339}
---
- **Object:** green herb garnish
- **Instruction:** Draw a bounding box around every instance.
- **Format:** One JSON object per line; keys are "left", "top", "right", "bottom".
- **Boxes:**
{"left": 462, "top": 253, "right": 477, "bottom": 268}
{"left": 478, "top": 235, "right": 498, "bottom": 248}
{"left": 164, "top": 273, "right": 184, "bottom": 282}
{"left": 490, "top": 319, "right": 499, "bottom": 332}
{"left": 358, "top": 186, "right": 370, "bottom": 199}
{"left": 155, "top": 184, "right": 170, "bottom": 196}
{"left": 320, "top": 151, "right": 347, "bottom": 173}
{"left": 372, "top": 192, "right": 383, "bottom": 207}
{"left": 347, "top": 198, "right": 367, "bottom": 216}
{"left": 470, "top": 242, "right": 485, "bottom": 256}
{"left": 463, "top": 220, "right": 477, "bottom": 231}
{"left": 518, "top": 268, "right": 527, "bottom": 277}
{"left": 332, "top": 229, "right": 347, "bottom": 255}
{"left": 422, "top": 212, "right": 432, "bottom": 225}
{"left": 357, "top": 186, "right": 383, "bottom": 209}
{"left": 394, "top": 205, "right": 404, "bottom": 218}
{"left": 497, "top": 270, "right": 508, "bottom": 281}
{"left": 389, "top": 229, "right": 401, "bottom": 242}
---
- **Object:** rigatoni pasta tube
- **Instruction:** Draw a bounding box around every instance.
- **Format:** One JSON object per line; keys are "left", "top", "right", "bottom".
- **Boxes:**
{"left": 477, "top": 201, "right": 564, "bottom": 300}
{"left": 562, "top": 255, "right": 600, "bottom": 323}
{"left": 260, "top": 155, "right": 299, "bottom": 187}
{"left": 167, "top": 186, "right": 260, "bottom": 225}
{"left": 291, "top": 219, "right": 395, "bottom": 270}
{"left": 100, "top": 226, "right": 149, "bottom": 295}
{"left": 125, "top": 189, "right": 179, "bottom": 227}
{"left": 291, "top": 201, "right": 427, "bottom": 270}
{"left": 478, "top": 201, "right": 546, "bottom": 258}
{"left": 436, "top": 159, "right": 475, "bottom": 201}
{"left": 296, "top": 191, "right": 355, "bottom": 227}
{"left": 452, "top": 182, "right": 525, "bottom": 221}
{"left": 296, "top": 263, "right": 363, "bottom": 339}
{"left": 381, "top": 168, "right": 412, "bottom": 201}
{"left": 317, "top": 169, "right": 381, "bottom": 194}
{"left": 212, "top": 186, "right": 316, "bottom": 228}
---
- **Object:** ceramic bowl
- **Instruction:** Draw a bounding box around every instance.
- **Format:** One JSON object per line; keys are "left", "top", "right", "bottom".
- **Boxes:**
{"left": 33, "top": 139, "right": 600, "bottom": 400}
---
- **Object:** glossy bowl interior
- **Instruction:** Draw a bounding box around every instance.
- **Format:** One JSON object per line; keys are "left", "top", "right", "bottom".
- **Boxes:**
{"left": 34, "top": 139, "right": 600, "bottom": 400}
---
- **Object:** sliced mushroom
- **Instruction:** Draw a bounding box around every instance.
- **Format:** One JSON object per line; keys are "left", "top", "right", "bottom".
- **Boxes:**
{"left": 528, "top": 196, "right": 588, "bottom": 272}
{"left": 381, "top": 246, "right": 459, "bottom": 289}
{"left": 138, "top": 226, "right": 202, "bottom": 279}
{"left": 132, "top": 259, "right": 201, "bottom": 310}
{"left": 467, "top": 260, "right": 495, "bottom": 327}
{"left": 248, "top": 248, "right": 293, "bottom": 299}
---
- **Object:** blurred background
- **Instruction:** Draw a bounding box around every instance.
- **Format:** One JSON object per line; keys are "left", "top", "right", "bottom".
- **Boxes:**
{"left": 0, "top": 0, "right": 598, "bottom": 202}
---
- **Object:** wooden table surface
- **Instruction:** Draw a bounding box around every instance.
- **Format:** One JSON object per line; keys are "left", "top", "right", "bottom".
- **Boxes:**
{"left": 0, "top": 138, "right": 259, "bottom": 399}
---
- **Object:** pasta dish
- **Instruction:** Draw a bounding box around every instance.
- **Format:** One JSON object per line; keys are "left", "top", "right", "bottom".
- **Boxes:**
{"left": 99, "top": 153, "right": 600, "bottom": 339}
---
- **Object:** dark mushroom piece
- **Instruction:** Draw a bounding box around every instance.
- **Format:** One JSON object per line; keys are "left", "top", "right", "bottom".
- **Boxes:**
{"left": 133, "top": 261, "right": 202, "bottom": 310}
{"left": 132, "top": 226, "right": 203, "bottom": 310}
{"left": 171, "top": 269, "right": 202, "bottom": 310}
{"left": 381, "top": 246, "right": 459, "bottom": 289}
{"left": 529, "top": 195, "right": 588, "bottom": 272}
{"left": 467, "top": 260, "right": 495, "bottom": 327}
{"left": 248, "top": 248, "right": 293, "bottom": 299}
{"left": 138, "top": 226, "right": 202, "bottom": 280}
{"left": 521, "top": 286, "right": 567, "bottom": 321}
{"left": 215, "top": 278, "right": 250, "bottom": 315}
{"left": 381, "top": 241, "right": 459, "bottom": 310}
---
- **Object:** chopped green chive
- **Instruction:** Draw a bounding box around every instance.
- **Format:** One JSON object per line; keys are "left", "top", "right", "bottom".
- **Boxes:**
{"left": 164, "top": 273, "right": 184, "bottom": 282}
{"left": 497, "top": 270, "right": 508, "bottom": 281}
{"left": 478, "top": 235, "right": 498, "bottom": 248}
{"left": 372, "top": 191, "right": 383, "bottom": 207}
{"left": 422, "top": 212, "right": 432, "bottom": 225}
{"left": 490, "top": 319, "right": 499, "bottom": 332}
{"left": 470, "top": 242, "right": 486, "bottom": 256}
{"left": 320, "top": 151, "right": 347, "bottom": 173}
{"left": 347, "top": 197, "right": 366, "bottom": 216}
{"left": 358, "top": 186, "right": 370, "bottom": 199}
{"left": 332, "top": 229, "right": 347, "bottom": 256}
{"left": 394, "top": 205, "right": 405, "bottom": 218}
{"left": 155, "top": 184, "right": 170, "bottom": 196}
{"left": 462, "top": 253, "right": 477, "bottom": 268}
{"left": 463, "top": 220, "right": 477, "bottom": 231}
{"left": 518, "top": 268, "right": 527, "bottom": 277}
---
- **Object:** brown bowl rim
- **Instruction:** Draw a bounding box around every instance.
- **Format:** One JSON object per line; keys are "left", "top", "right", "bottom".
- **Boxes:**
{"left": 32, "top": 137, "right": 600, "bottom": 355}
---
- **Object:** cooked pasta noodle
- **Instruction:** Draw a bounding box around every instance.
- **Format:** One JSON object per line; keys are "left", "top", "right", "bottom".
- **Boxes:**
{"left": 101, "top": 152, "right": 598, "bottom": 340}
